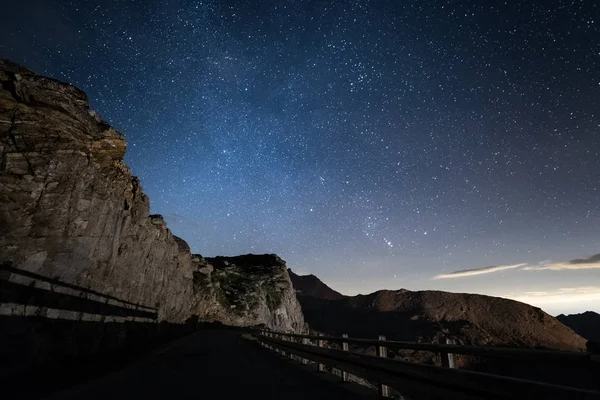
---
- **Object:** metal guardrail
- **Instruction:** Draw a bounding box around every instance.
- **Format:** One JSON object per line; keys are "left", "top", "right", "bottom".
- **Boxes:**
{"left": 0, "top": 264, "right": 158, "bottom": 319}
{"left": 0, "top": 264, "right": 157, "bottom": 312}
{"left": 254, "top": 330, "right": 600, "bottom": 400}
{"left": 259, "top": 330, "right": 600, "bottom": 366}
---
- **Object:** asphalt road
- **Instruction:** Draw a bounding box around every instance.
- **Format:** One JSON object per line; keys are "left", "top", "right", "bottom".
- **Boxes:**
{"left": 53, "top": 329, "right": 376, "bottom": 400}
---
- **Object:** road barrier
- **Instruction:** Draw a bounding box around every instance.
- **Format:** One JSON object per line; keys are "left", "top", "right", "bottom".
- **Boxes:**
{"left": 254, "top": 330, "right": 600, "bottom": 399}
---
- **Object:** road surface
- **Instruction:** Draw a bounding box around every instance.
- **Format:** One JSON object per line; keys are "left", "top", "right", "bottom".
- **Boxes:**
{"left": 53, "top": 329, "right": 376, "bottom": 400}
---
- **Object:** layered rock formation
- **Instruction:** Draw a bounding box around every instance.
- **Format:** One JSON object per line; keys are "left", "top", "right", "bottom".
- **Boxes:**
{"left": 0, "top": 59, "right": 305, "bottom": 329}
{"left": 289, "top": 270, "right": 587, "bottom": 352}
{"left": 0, "top": 60, "right": 191, "bottom": 322}
{"left": 193, "top": 255, "right": 305, "bottom": 332}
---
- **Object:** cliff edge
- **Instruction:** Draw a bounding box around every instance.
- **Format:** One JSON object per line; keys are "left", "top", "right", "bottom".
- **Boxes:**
{"left": 0, "top": 59, "right": 304, "bottom": 332}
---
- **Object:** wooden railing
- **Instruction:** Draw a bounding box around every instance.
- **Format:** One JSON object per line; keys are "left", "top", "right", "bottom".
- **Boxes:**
{"left": 253, "top": 330, "right": 600, "bottom": 400}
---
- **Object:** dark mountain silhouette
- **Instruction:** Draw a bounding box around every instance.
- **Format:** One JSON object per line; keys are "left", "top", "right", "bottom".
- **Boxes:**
{"left": 288, "top": 270, "right": 587, "bottom": 353}
{"left": 288, "top": 269, "right": 345, "bottom": 300}
{"left": 557, "top": 311, "right": 600, "bottom": 345}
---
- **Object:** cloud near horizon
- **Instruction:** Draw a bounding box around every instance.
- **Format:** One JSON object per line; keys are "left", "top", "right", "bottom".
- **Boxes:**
{"left": 433, "top": 253, "right": 600, "bottom": 279}
{"left": 504, "top": 286, "right": 600, "bottom": 312}
{"left": 432, "top": 263, "right": 527, "bottom": 279}
{"left": 523, "top": 253, "right": 600, "bottom": 271}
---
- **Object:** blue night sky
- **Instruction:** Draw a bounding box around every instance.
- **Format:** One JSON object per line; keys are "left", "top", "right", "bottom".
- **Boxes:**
{"left": 1, "top": 0, "right": 599, "bottom": 315}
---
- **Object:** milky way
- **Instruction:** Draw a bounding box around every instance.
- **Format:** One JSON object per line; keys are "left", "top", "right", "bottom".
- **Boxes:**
{"left": 2, "top": 0, "right": 599, "bottom": 314}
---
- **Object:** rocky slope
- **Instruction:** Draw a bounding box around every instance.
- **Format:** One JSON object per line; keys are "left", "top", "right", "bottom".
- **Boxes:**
{"left": 290, "top": 271, "right": 587, "bottom": 352}
{"left": 350, "top": 289, "right": 587, "bottom": 350}
{"left": 557, "top": 311, "right": 600, "bottom": 345}
{"left": 0, "top": 59, "right": 305, "bottom": 331}
{"left": 288, "top": 269, "right": 345, "bottom": 300}
{"left": 194, "top": 255, "right": 305, "bottom": 332}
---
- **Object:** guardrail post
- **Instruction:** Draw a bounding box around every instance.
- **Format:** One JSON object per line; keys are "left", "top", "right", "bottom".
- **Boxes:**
{"left": 280, "top": 333, "right": 286, "bottom": 357}
{"left": 446, "top": 337, "right": 456, "bottom": 368}
{"left": 377, "top": 335, "right": 391, "bottom": 398}
{"left": 440, "top": 337, "right": 456, "bottom": 368}
{"left": 273, "top": 332, "right": 279, "bottom": 354}
{"left": 302, "top": 337, "right": 309, "bottom": 365}
{"left": 342, "top": 333, "right": 349, "bottom": 382}
{"left": 289, "top": 335, "right": 295, "bottom": 360}
{"left": 318, "top": 333, "right": 325, "bottom": 372}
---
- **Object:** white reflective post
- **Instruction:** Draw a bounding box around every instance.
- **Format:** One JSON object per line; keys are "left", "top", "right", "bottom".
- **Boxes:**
{"left": 377, "top": 335, "right": 391, "bottom": 398}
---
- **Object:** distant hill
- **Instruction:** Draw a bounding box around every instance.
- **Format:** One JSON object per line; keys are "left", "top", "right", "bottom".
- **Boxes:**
{"left": 288, "top": 269, "right": 345, "bottom": 300}
{"left": 287, "top": 271, "right": 599, "bottom": 389}
{"left": 557, "top": 311, "right": 600, "bottom": 345}
{"left": 288, "top": 270, "right": 587, "bottom": 353}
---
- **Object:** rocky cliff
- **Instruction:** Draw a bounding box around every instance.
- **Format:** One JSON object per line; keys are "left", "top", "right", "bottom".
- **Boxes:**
{"left": 193, "top": 255, "right": 306, "bottom": 332}
{"left": 0, "top": 59, "right": 305, "bottom": 332}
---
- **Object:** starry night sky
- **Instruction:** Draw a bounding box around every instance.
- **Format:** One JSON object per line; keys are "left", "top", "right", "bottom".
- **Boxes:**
{"left": 2, "top": 0, "right": 599, "bottom": 314}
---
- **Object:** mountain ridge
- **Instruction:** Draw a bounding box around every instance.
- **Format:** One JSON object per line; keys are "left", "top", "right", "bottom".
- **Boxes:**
{"left": 288, "top": 269, "right": 587, "bottom": 353}
{"left": 557, "top": 311, "right": 600, "bottom": 345}
{"left": 287, "top": 268, "right": 346, "bottom": 300}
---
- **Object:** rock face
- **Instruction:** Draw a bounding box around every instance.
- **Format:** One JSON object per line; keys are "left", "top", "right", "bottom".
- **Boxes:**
{"left": 288, "top": 269, "right": 345, "bottom": 300}
{"left": 0, "top": 59, "right": 194, "bottom": 322}
{"left": 557, "top": 311, "right": 600, "bottom": 346}
{"left": 290, "top": 271, "right": 587, "bottom": 352}
{"left": 193, "top": 255, "right": 306, "bottom": 332}
{"left": 0, "top": 59, "right": 306, "bottom": 391}
{"left": 0, "top": 59, "right": 304, "bottom": 332}
{"left": 0, "top": 59, "right": 307, "bottom": 392}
